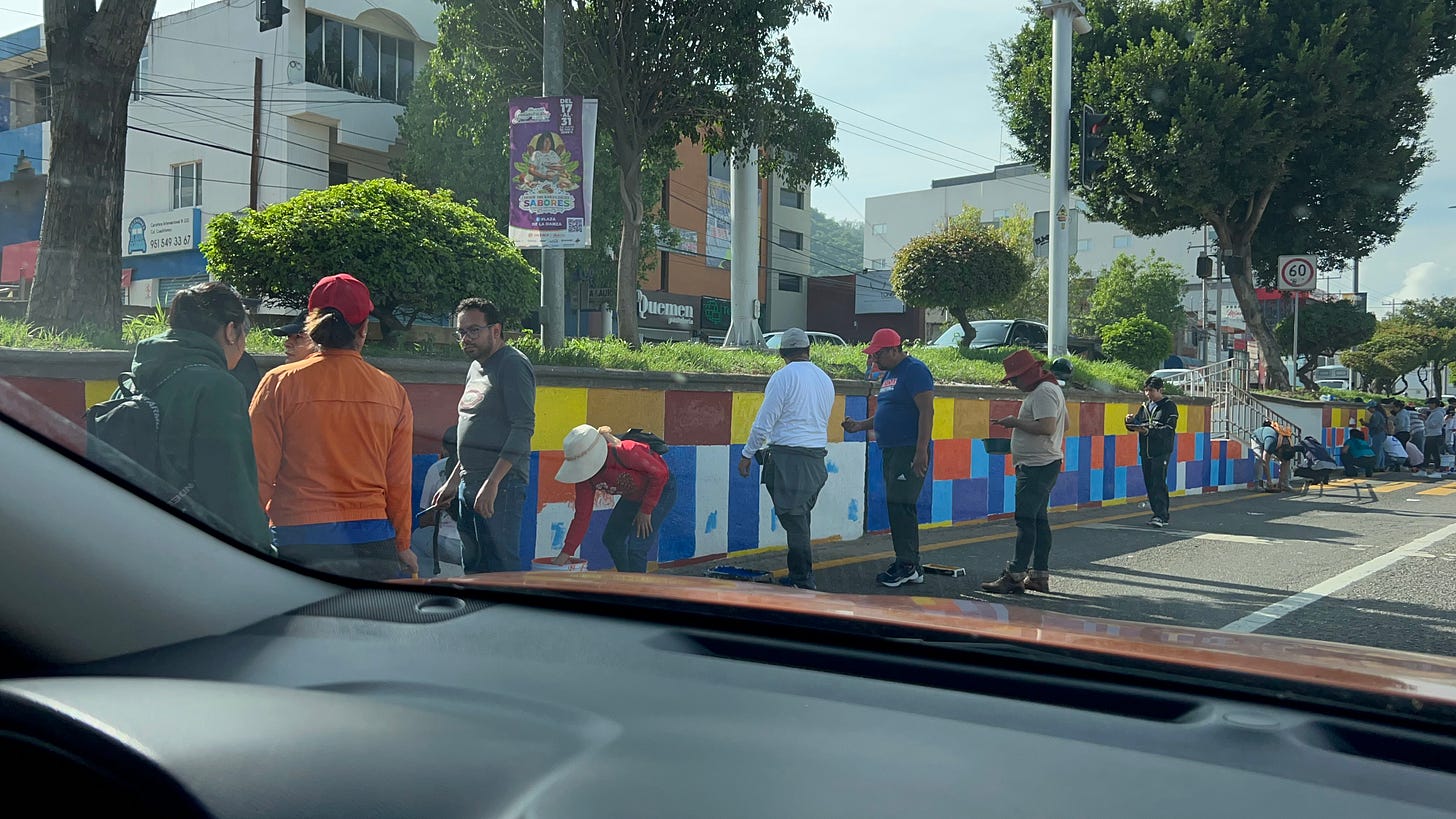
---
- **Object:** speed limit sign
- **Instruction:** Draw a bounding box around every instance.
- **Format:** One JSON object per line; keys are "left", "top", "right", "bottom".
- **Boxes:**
{"left": 1277, "top": 255, "right": 1317, "bottom": 291}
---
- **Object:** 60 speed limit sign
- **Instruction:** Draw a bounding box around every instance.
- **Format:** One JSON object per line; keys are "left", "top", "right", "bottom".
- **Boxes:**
{"left": 1277, "top": 255, "right": 1317, "bottom": 291}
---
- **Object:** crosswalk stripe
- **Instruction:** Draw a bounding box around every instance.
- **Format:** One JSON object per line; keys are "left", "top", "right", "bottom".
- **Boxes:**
{"left": 1373, "top": 481, "right": 1419, "bottom": 493}
{"left": 1418, "top": 485, "right": 1456, "bottom": 496}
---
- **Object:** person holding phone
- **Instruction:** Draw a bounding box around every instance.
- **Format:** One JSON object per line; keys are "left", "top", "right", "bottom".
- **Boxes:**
{"left": 1126, "top": 375, "right": 1179, "bottom": 528}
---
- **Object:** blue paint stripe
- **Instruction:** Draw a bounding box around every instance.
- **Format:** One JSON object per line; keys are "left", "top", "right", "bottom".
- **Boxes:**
{"left": 657, "top": 447, "right": 697, "bottom": 563}
{"left": 727, "top": 447, "right": 760, "bottom": 550}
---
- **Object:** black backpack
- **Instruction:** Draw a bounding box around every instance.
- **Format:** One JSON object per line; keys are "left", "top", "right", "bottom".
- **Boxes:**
{"left": 620, "top": 428, "right": 670, "bottom": 455}
{"left": 84, "top": 365, "right": 208, "bottom": 504}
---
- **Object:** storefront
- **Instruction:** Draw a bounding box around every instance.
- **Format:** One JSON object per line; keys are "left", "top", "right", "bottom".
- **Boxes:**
{"left": 120, "top": 207, "right": 207, "bottom": 307}
{"left": 636, "top": 289, "right": 699, "bottom": 343}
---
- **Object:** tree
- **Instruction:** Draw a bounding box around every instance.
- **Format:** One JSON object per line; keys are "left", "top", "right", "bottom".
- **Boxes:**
{"left": 394, "top": 51, "right": 677, "bottom": 295}
{"left": 891, "top": 223, "right": 1032, "bottom": 348}
{"left": 1084, "top": 252, "right": 1186, "bottom": 337}
{"left": 201, "top": 179, "right": 539, "bottom": 342}
{"left": 1395, "top": 297, "right": 1456, "bottom": 391}
{"left": 1272, "top": 299, "right": 1376, "bottom": 390}
{"left": 26, "top": 0, "right": 155, "bottom": 334}
{"left": 809, "top": 208, "right": 863, "bottom": 278}
{"left": 1100, "top": 315, "right": 1173, "bottom": 372}
{"left": 1341, "top": 328, "right": 1430, "bottom": 395}
{"left": 436, "top": 0, "right": 845, "bottom": 343}
{"left": 991, "top": 0, "right": 1456, "bottom": 390}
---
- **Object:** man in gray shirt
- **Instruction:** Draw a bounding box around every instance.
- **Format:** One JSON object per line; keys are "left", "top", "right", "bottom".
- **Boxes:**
{"left": 432, "top": 298, "right": 536, "bottom": 573}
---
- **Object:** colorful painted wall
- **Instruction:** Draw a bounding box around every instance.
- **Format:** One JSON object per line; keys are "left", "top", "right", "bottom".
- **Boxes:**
{"left": 0, "top": 351, "right": 1251, "bottom": 572}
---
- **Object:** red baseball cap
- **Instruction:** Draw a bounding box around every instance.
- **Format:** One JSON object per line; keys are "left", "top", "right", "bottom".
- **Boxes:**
{"left": 308, "top": 273, "right": 374, "bottom": 325}
{"left": 862, "top": 328, "right": 903, "bottom": 355}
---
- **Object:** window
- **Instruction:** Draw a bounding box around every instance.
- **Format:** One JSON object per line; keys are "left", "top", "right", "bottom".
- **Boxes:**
{"left": 304, "top": 12, "right": 416, "bottom": 103}
{"left": 172, "top": 162, "right": 201, "bottom": 209}
{"left": 778, "top": 229, "right": 804, "bottom": 251}
{"left": 133, "top": 44, "right": 150, "bottom": 100}
{"left": 871, "top": 258, "right": 888, "bottom": 270}
{"left": 707, "top": 153, "right": 732, "bottom": 181}
{"left": 329, "top": 161, "right": 350, "bottom": 186}
{"left": 1114, "top": 235, "right": 1133, "bottom": 249}
{"left": 779, "top": 187, "right": 804, "bottom": 209}
{"left": 778, "top": 273, "right": 803, "bottom": 293}
{"left": 157, "top": 274, "right": 208, "bottom": 306}
{"left": 872, "top": 223, "right": 888, "bottom": 235}
{"left": 992, "top": 208, "right": 1010, "bottom": 219}
{"left": 1077, "top": 238, "right": 1093, "bottom": 252}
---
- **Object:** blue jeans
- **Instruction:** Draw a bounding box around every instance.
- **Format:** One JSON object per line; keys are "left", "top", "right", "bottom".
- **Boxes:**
{"left": 1371, "top": 432, "right": 1388, "bottom": 470}
{"left": 458, "top": 473, "right": 527, "bottom": 573}
{"left": 602, "top": 476, "right": 677, "bottom": 573}
{"left": 1010, "top": 461, "right": 1061, "bottom": 573}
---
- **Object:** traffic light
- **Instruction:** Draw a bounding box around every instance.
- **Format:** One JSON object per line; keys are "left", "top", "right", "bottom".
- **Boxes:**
{"left": 1196, "top": 254, "right": 1213, "bottom": 279}
{"left": 1080, "top": 105, "right": 1110, "bottom": 187}
{"left": 257, "top": 0, "right": 289, "bottom": 32}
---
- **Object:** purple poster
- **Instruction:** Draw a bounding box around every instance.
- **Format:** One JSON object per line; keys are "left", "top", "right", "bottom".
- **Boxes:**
{"left": 508, "top": 96, "right": 597, "bottom": 249}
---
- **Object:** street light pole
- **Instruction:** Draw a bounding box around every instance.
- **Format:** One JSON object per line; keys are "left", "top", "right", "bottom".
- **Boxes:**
{"left": 540, "top": 0, "right": 566, "bottom": 348}
{"left": 1041, "top": 0, "right": 1089, "bottom": 356}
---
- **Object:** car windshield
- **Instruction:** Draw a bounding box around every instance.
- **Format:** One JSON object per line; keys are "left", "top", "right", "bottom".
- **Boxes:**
{"left": 3, "top": 0, "right": 1456, "bottom": 716}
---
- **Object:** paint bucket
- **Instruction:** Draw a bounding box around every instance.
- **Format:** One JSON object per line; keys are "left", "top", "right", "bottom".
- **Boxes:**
{"left": 532, "top": 556, "right": 589, "bottom": 572}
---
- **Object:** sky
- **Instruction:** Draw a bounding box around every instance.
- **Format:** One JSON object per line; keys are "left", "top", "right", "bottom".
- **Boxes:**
{"left": 2, "top": 0, "right": 1453, "bottom": 315}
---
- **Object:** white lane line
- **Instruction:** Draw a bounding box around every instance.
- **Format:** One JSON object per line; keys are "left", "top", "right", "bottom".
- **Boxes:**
{"left": 1220, "top": 521, "right": 1456, "bottom": 634}
{"left": 1080, "top": 522, "right": 1280, "bottom": 545}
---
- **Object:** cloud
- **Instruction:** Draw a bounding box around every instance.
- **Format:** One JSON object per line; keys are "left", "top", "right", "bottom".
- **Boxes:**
{"left": 1375, "top": 261, "right": 1456, "bottom": 313}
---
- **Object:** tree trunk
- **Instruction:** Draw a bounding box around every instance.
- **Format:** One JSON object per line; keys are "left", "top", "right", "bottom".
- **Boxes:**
{"left": 1220, "top": 235, "right": 1291, "bottom": 391}
{"left": 27, "top": 0, "right": 155, "bottom": 336}
{"left": 951, "top": 308, "right": 975, "bottom": 350}
{"left": 614, "top": 144, "right": 644, "bottom": 345}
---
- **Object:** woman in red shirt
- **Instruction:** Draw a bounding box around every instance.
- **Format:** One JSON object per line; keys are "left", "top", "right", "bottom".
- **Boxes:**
{"left": 553, "top": 425, "right": 677, "bottom": 573}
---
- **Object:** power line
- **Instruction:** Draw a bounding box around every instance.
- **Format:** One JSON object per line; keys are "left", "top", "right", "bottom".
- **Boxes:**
{"left": 0, "top": 147, "right": 321, "bottom": 193}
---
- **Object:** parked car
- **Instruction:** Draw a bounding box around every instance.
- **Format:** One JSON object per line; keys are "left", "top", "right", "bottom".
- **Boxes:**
{"left": 931, "top": 319, "right": 1102, "bottom": 358}
{"left": 763, "top": 331, "right": 847, "bottom": 349}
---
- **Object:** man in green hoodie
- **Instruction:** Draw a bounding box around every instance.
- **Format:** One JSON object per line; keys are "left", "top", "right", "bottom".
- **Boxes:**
{"left": 120, "top": 282, "right": 272, "bottom": 550}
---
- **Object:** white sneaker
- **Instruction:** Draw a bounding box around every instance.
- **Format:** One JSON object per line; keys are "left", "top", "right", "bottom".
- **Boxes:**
{"left": 1147, "top": 517, "right": 1168, "bottom": 528}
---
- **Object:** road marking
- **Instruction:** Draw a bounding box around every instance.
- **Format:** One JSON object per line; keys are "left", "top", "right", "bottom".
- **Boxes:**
{"left": 1079, "top": 522, "right": 1279, "bottom": 545}
{"left": 1419, "top": 485, "right": 1456, "bottom": 496}
{"left": 1373, "top": 481, "right": 1420, "bottom": 493}
{"left": 1220, "top": 521, "right": 1456, "bottom": 634}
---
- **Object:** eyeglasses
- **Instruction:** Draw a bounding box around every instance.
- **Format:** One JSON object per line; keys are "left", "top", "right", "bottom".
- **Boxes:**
{"left": 455, "top": 324, "right": 492, "bottom": 340}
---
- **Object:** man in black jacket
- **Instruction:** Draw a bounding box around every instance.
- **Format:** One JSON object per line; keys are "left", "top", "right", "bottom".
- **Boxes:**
{"left": 1126, "top": 376, "right": 1179, "bottom": 528}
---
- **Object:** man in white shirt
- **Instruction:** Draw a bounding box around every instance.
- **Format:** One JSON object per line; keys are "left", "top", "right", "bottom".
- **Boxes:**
{"left": 739, "top": 328, "right": 835, "bottom": 590}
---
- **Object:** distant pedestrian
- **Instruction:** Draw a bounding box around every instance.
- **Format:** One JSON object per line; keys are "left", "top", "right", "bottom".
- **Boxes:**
{"left": 553, "top": 425, "right": 676, "bottom": 573}
{"left": 981, "top": 350, "right": 1068, "bottom": 594}
{"left": 1422, "top": 398, "right": 1445, "bottom": 477}
{"left": 411, "top": 425, "right": 465, "bottom": 577}
{"left": 840, "top": 328, "right": 934, "bottom": 588}
{"left": 740, "top": 328, "right": 835, "bottom": 589}
{"left": 270, "top": 310, "right": 317, "bottom": 364}
{"left": 1382, "top": 434, "right": 1410, "bottom": 471}
{"left": 1393, "top": 400, "right": 1413, "bottom": 446}
{"left": 1342, "top": 429, "right": 1376, "bottom": 478}
{"left": 1366, "top": 400, "right": 1389, "bottom": 471}
{"left": 1252, "top": 419, "right": 1292, "bottom": 491}
{"left": 1126, "top": 375, "right": 1179, "bottom": 527}
{"left": 250, "top": 274, "right": 418, "bottom": 580}
{"left": 1048, "top": 357, "right": 1074, "bottom": 386}
{"left": 431, "top": 298, "right": 537, "bottom": 573}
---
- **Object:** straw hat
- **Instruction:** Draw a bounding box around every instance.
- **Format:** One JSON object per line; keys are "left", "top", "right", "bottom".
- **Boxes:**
{"left": 555, "top": 424, "right": 609, "bottom": 483}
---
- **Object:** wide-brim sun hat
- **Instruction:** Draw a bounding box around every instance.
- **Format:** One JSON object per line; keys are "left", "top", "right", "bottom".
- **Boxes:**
{"left": 555, "top": 424, "right": 609, "bottom": 484}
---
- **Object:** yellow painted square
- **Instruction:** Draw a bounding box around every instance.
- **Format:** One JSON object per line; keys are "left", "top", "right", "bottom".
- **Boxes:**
{"left": 1065, "top": 401, "right": 1080, "bottom": 437}
{"left": 85, "top": 379, "right": 117, "bottom": 409}
{"left": 586, "top": 389, "right": 665, "bottom": 438}
{"left": 531, "top": 387, "right": 589, "bottom": 451}
{"left": 954, "top": 398, "right": 990, "bottom": 441}
{"left": 827, "top": 394, "right": 847, "bottom": 443}
{"left": 1103, "top": 402, "right": 1131, "bottom": 436}
{"left": 1176, "top": 402, "right": 1190, "bottom": 433}
{"left": 731, "top": 392, "right": 766, "bottom": 443}
{"left": 932, "top": 397, "right": 956, "bottom": 440}
{"left": 1184, "top": 403, "right": 1206, "bottom": 434}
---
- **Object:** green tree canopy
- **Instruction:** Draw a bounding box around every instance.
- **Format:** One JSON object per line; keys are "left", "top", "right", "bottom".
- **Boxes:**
{"left": 201, "top": 179, "right": 539, "bottom": 342}
{"left": 435, "top": 0, "right": 845, "bottom": 342}
{"left": 1341, "top": 324, "right": 1432, "bottom": 395}
{"left": 991, "top": 0, "right": 1456, "bottom": 390}
{"left": 810, "top": 209, "right": 865, "bottom": 278}
{"left": 1084, "top": 252, "right": 1187, "bottom": 337}
{"left": 1100, "top": 315, "right": 1174, "bottom": 372}
{"left": 891, "top": 222, "right": 1033, "bottom": 347}
{"left": 1272, "top": 299, "right": 1377, "bottom": 389}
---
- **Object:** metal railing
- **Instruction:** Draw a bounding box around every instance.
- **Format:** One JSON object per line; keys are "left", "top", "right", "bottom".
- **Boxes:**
{"left": 1182, "top": 359, "right": 1302, "bottom": 445}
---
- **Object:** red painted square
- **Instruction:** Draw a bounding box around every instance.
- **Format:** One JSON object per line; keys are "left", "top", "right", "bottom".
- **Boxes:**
{"left": 1090, "top": 434, "right": 1104, "bottom": 470}
{"left": 933, "top": 438, "right": 970, "bottom": 480}
{"left": 1322, "top": 407, "right": 1333, "bottom": 428}
{"left": 535, "top": 451, "right": 576, "bottom": 505}
{"left": 1178, "top": 432, "right": 1197, "bottom": 462}
{"left": 664, "top": 390, "right": 733, "bottom": 445}
{"left": 988, "top": 399, "right": 1020, "bottom": 438}
{"left": 404, "top": 383, "right": 465, "bottom": 455}
{"left": 2, "top": 376, "right": 84, "bottom": 424}
{"left": 1115, "top": 433, "right": 1140, "bottom": 467}
{"left": 1080, "top": 402, "right": 1104, "bottom": 437}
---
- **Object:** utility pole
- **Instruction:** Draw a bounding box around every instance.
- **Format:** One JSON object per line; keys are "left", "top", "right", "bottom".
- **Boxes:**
{"left": 249, "top": 57, "right": 263, "bottom": 210}
{"left": 1040, "top": 0, "right": 1090, "bottom": 356}
{"left": 540, "top": 0, "right": 566, "bottom": 347}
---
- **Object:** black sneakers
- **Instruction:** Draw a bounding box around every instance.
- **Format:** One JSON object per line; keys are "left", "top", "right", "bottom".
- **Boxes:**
{"left": 876, "top": 561, "right": 925, "bottom": 588}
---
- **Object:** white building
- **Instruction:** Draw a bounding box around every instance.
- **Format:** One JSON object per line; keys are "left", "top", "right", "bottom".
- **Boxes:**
{"left": 861, "top": 162, "right": 1210, "bottom": 310}
{"left": 0, "top": 0, "right": 437, "bottom": 308}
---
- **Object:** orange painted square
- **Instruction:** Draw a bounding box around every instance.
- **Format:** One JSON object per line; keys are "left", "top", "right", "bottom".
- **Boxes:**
{"left": 1178, "top": 432, "right": 1197, "bottom": 462}
{"left": 933, "top": 438, "right": 971, "bottom": 481}
{"left": 1115, "top": 433, "right": 1139, "bottom": 467}
{"left": 1091, "top": 435, "right": 1104, "bottom": 470}
{"left": 535, "top": 451, "right": 576, "bottom": 505}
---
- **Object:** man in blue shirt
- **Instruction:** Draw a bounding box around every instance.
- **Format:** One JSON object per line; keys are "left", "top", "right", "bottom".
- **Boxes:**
{"left": 841, "top": 329, "right": 934, "bottom": 588}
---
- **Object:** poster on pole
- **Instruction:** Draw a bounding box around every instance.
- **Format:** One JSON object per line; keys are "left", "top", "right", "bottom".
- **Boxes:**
{"left": 705, "top": 177, "right": 732, "bottom": 268}
{"left": 508, "top": 96, "right": 597, "bottom": 249}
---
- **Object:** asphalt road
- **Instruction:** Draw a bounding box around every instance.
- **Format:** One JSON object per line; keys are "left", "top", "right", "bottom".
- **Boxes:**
{"left": 664, "top": 476, "right": 1456, "bottom": 658}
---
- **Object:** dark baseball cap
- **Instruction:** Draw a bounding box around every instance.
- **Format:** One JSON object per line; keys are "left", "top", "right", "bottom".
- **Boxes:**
{"left": 269, "top": 311, "right": 308, "bottom": 337}
{"left": 1142, "top": 376, "right": 1165, "bottom": 390}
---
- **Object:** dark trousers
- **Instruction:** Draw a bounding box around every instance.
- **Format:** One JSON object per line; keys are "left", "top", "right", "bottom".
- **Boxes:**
{"left": 459, "top": 474, "right": 528, "bottom": 573}
{"left": 1010, "top": 461, "right": 1061, "bottom": 573}
{"left": 1141, "top": 455, "right": 1171, "bottom": 521}
{"left": 1424, "top": 438, "right": 1443, "bottom": 469}
{"left": 1372, "top": 432, "right": 1388, "bottom": 469}
{"left": 277, "top": 538, "right": 402, "bottom": 581}
{"left": 601, "top": 476, "right": 677, "bottom": 573}
{"left": 881, "top": 446, "right": 927, "bottom": 568}
{"left": 1344, "top": 456, "right": 1375, "bottom": 478}
{"left": 766, "top": 447, "right": 829, "bottom": 586}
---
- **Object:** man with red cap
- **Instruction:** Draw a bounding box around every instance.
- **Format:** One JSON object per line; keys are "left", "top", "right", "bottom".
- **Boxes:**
{"left": 980, "top": 350, "right": 1067, "bottom": 594}
{"left": 841, "top": 328, "right": 934, "bottom": 588}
